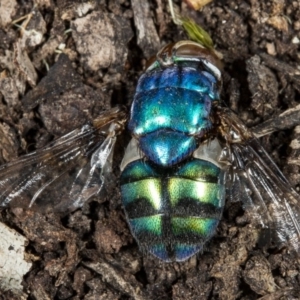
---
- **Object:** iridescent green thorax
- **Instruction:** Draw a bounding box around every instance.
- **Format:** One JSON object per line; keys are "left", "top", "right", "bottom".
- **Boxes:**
{"left": 120, "top": 159, "right": 225, "bottom": 262}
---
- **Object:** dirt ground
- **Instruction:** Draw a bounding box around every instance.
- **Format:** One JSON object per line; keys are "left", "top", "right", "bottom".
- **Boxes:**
{"left": 0, "top": 0, "right": 300, "bottom": 299}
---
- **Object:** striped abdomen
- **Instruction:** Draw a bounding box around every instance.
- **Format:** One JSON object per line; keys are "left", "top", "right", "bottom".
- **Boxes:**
{"left": 120, "top": 158, "right": 225, "bottom": 262}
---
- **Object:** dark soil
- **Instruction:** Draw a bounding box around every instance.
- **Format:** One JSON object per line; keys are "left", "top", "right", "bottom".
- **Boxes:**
{"left": 0, "top": 0, "right": 300, "bottom": 299}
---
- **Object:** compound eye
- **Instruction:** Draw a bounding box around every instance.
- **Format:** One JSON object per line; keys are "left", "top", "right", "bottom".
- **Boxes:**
{"left": 174, "top": 41, "right": 222, "bottom": 72}
{"left": 174, "top": 41, "right": 206, "bottom": 58}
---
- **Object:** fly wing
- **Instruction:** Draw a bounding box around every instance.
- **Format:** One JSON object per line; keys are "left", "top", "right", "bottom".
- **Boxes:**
{"left": 217, "top": 107, "right": 300, "bottom": 253}
{"left": 0, "top": 107, "right": 127, "bottom": 213}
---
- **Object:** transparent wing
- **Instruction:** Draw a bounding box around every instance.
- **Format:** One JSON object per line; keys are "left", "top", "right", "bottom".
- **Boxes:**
{"left": 0, "top": 107, "right": 127, "bottom": 213}
{"left": 217, "top": 107, "right": 300, "bottom": 253}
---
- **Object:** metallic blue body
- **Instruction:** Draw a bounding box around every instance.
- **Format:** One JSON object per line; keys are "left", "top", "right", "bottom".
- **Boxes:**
{"left": 121, "top": 44, "right": 224, "bottom": 262}
{"left": 128, "top": 65, "right": 220, "bottom": 166}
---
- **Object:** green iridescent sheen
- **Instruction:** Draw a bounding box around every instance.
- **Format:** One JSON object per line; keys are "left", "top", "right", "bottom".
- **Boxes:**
{"left": 121, "top": 160, "right": 158, "bottom": 181}
{"left": 121, "top": 179, "right": 162, "bottom": 209}
{"left": 168, "top": 179, "right": 221, "bottom": 207}
{"left": 171, "top": 217, "right": 218, "bottom": 236}
{"left": 175, "top": 159, "right": 220, "bottom": 180}
{"left": 129, "top": 215, "right": 162, "bottom": 236}
{"left": 120, "top": 158, "right": 225, "bottom": 261}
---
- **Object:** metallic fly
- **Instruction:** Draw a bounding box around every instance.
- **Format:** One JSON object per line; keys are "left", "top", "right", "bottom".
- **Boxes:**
{"left": 0, "top": 38, "right": 300, "bottom": 262}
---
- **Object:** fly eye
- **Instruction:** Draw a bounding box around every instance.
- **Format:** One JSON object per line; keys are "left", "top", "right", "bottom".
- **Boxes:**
{"left": 173, "top": 41, "right": 222, "bottom": 78}
{"left": 175, "top": 42, "right": 205, "bottom": 57}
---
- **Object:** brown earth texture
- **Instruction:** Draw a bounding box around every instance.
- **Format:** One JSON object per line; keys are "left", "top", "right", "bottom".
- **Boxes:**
{"left": 0, "top": 0, "right": 300, "bottom": 299}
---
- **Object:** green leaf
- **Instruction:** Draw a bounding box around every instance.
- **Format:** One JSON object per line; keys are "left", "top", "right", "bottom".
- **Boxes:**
{"left": 180, "top": 17, "right": 214, "bottom": 49}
